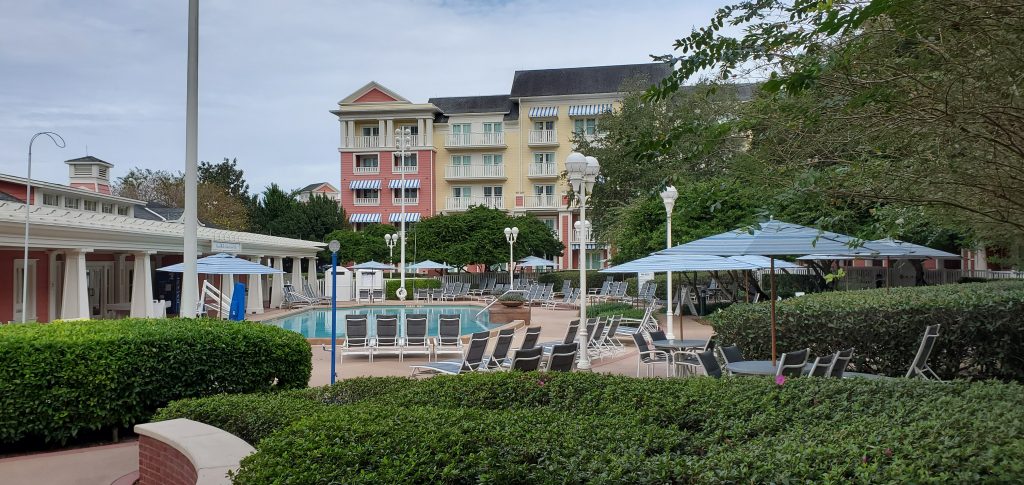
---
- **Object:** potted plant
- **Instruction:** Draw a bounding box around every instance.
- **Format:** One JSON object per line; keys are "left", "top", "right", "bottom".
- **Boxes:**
{"left": 498, "top": 292, "right": 526, "bottom": 308}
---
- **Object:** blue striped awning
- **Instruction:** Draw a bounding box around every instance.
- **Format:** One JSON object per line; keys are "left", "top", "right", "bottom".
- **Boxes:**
{"left": 528, "top": 106, "right": 558, "bottom": 118}
{"left": 388, "top": 179, "right": 420, "bottom": 189}
{"left": 349, "top": 180, "right": 381, "bottom": 190}
{"left": 658, "top": 220, "right": 889, "bottom": 257}
{"left": 349, "top": 213, "right": 381, "bottom": 223}
{"left": 389, "top": 212, "right": 421, "bottom": 223}
{"left": 568, "top": 104, "right": 613, "bottom": 116}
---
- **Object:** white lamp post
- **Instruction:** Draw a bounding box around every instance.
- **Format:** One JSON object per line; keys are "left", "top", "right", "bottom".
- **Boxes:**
{"left": 23, "top": 132, "right": 65, "bottom": 323}
{"left": 660, "top": 185, "right": 679, "bottom": 340}
{"left": 395, "top": 127, "right": 413, "bottom": 301}
{"left": 504, "top": 227, "right": 519, "bottom": 289}
{"left": 384, "top": 233, "right": 398, "bottom": 279}
{"left": 566, "top": 152, "right": 600, "bottom": 370}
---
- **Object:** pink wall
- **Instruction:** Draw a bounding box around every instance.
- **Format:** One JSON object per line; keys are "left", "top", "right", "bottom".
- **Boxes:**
{"left": 339, "top": 149, "right": 435, "bottom": 223}
{"left": 353, "top": 89, "right": 398, "bottom": 103}
{"left": 0, "top": 250, "right": 51, "bottom": 323}
{"left": 0, "top": 180, "right": 31, "bottom": 203}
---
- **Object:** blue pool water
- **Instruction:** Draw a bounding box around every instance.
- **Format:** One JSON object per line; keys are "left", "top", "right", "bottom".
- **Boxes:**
{"left": 264, "top": 305, "right": 494, "bottom": 339}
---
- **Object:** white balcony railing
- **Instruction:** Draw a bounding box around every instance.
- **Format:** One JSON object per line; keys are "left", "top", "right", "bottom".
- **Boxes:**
{"left": 527, "top": 162, "right": 558, "bottom": 177}
{"left": 445, "top": 132, "right": 505, "bottom": 148}
{"left": 345, "top": 135, "right": 381, "bottom": 148}
{"left": 445, "top": 196, "right": 504, "bottom": 211}
{"left": 392, "top": 197, "right": 419, "bottom": 206}
{"left": 353, "top": 197, "right": 380, "bottom": 206}
{"left": 524, "top": 194, "right": 560, "bottom": 209}
{"left": 353, "top": 165, "right": 379, "bottom": 174}
{"left": 444, "top": 164, "right": 506, "bottom": 179}
{"left": 528, "top": 129, "right": 558, "bottom": 145}
{"left": 392, "top": 164, "right": 418, "bottom": 174}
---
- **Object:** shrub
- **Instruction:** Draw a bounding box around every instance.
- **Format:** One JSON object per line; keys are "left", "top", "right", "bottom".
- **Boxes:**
{"left": 537, "top": 270, "right": 608, "bottom": 290}
{"left": 384, "top": 277, "right": 440, "bottom": 300}
{"left": 708, "top": 281, "right": 1024, "bottom": 380}
{"left": 154, "top": 393, "right": 325, "bottom": 444}
{"left": 0, "top": 318, "right": 311, "bottom": 446}
{"left": 588, "top": 302, "right": 645, "bottom": 319}
{"left": 498, "top": 292, "right": 526, "bottom": 302}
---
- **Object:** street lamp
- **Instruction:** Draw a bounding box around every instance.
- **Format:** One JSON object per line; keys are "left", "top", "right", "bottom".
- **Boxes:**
{"left": 328, "top": 239, "right": 340, "bottom": 384}
{"left": 23, "top": 132, "right": 65, "bottom": 323}
{"left": 504, "top": 227, "right": 519, "bottom": 289}
{"left": 660, "top": 185, "right": 679, "bottom": 340}
{"left": 384, "top": 233, "right": 398, "bottom": 278}
{"left": 395, "top": 127, "right": 413, "bottom": 301}
{"left": 566, "top": 152, "right": 600, "bottom": 370}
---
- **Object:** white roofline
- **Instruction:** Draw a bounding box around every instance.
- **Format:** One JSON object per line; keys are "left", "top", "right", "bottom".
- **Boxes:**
{"left": 0, "top": 173, "right": 144, "bottom": 205}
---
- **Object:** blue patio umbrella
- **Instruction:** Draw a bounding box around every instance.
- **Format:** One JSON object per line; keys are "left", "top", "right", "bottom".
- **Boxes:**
{"left": 518, "top": 255, "right": 558, "bottom": 268}
{"left": 157, "top": 253, "right": 282, "bottom": 274}
{"left": 350, "top": 260, "right": 397, "bottom": 271}
{"left": 407, "top": 260, "right": 455, "bottom": 270}
{"left": 600, "top": 254, "right": 761, "bottom": 273}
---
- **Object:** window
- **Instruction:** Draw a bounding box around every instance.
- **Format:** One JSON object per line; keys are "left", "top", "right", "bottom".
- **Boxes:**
{"left": 534, "top": 185, "right": 555, "bottom": 196}
{"left": 42, "top": 193, "right": 59, "bottom": 206}
{"left": 482, "top": 154, "right": 503, "bottom": 165}
{"left": 64, "top": 197, "right": 80, "bottom": 209}
{"left": 534, "top": 121, "right": 554, "bottom": 130}
{"left": 355, "top": 154, "right": 379, "bottom": 173}
{"left": 101, "top": 203, "right": 114, "bottom": 214}
{"left": 534, "top": 153, "right": 554, "bottom": 163}
{"left": 573, "top": 118, "right": 598, "bottom": 135}
{"left": 399, "top": 124, "right": 419, "bottom": 135}
{"left": 83, "top": 200, "right": 98, "bottom": 211}
{"left": 451, "top": 123, "right": 471, "bottom": 135}
{"left": 586, "top": 252, "right": 602, "bottom": 270}
{"left": 541, "top": 218, "right": 557, "bottom": 234}
{"left": 452, "top": 186, "right": 472, "bottom": 198}
{"left": 483, "top": 186, "right": 503, "bottom": 198}
{"left": 117, "top": 205, "right": 129, "bottom": 216}
{"left": 483, "top": 122, "right": 503, "bottom": 134}
{"left": 393, "top": 188, "right": 419, "bottom": 201}
{"left": 361, "top": 126, "right": 380, "bottom": 137}
{"left": 394, "top": 153, "right": 418, "bottom": 171}
{"left": 354, "top": 189, "right": 379, "bottom": 199}
{"left": 451, "top": 154, "right": 472, "bottom": 166}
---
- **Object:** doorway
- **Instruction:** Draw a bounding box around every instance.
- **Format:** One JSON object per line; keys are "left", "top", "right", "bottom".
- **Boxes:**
{"left": 13, "top": 259, "right": 37, "bottom": 322}
{"left": 86, "top": 262, "right": 113, "bottom": 319}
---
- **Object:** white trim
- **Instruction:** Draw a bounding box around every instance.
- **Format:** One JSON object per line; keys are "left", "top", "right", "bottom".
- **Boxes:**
{"left": 13, "top": 259, "right": 37, "bottom": 321}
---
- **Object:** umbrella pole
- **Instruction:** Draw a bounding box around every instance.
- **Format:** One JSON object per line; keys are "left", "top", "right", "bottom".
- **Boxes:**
{"left": 886, "top": 256, "right": 891, "bottom": 292}
{"left": 770, "top": 257, "right": 777, "bottom": 363}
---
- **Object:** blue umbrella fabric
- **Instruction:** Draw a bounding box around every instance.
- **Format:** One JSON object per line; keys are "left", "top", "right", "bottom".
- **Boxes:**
{"left": 350, "top": 260, "right": 397, "bottom": 270}
{"left": 728, "top": 255, "right": 800, "bottom": 269}
{"left": 797, "top": 239, "right": 956, "bottom": 260}
{"left": 157, "top": 253, "right": 282, "bottom": 274}
{"left": 407, "top": 260, "right": 455, "bottom": 270}
{"left": 518, "top": 256, "right": 558, "bottom": 268}
{"left": 601, "top": 254, "right": 761, "bottom": 273}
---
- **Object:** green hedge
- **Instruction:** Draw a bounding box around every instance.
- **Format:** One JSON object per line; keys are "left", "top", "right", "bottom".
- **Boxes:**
{"left": 384, "top": 278, "right": 441, "bottom": 300}
{"left": 153, "top": 393, "right": 324, "bottom": 445}
{"left": 0, "top": 318, "right": 311, "bottom": 446}
{"left": 708, "top": 281, "right": 1024, "bottom": 380}
{"left": 537, "top": 270, "right": 608, "bottom": 291}
{"left": 588, "top": 302, "right": 645, "bottom": 319}
{"left": 159, "top": 373, "right": 1024, "bottom": 483}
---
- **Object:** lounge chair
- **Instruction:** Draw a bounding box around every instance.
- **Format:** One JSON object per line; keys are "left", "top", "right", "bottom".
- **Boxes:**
{"left": 373, "top": 314, "right": 402, "bottom": 360}
{"left": 340, "top": 314, "right": 373, "bottom": 363}
{"left": 402, "top": 313, "right": 432, "bottom": 361}
{"left": 434, "top": 314, "right": 464, "bottom": 360}
{"left": 519, "top": 326, "right": 541, "bottom": 350}
{"left": 540, "top": 319, "right": 580, "bottom": 352}
{"left": 808, "top": 352, "right": 836, "bottom": 377}
{"left": 587, "top": 319, "right": 608, "bottom": 358}
{"left": 601, "top": 316, "right": 624, "bottom": 352}
{"left": 414, "top": 288, "right": 431, "bottom": 301}
{"left": 632, "top": 333, "right": 670, "bottom": 377}
{"left": 694, "top": 349, "right": 723, "bottom": 378}
{"left": 301, "top": 280, "right": 331, "bottom": 304}
{"left": 482, "top": 328, "right": 516, "bottom": 371}
{"left": 906, "top": 325, "right": 941, "bottom": 380}
{"left": 546, "top": 343, "right": 578, "bottom": 372}
{"left": 619, "top": 304, "right": 658, "bottom": 334}
{"left": 719, "top": 344, "right": 745, "bottom": 365}
{"left": 430, "top": 287, "right": 444, "bottom": 301}
{"left": 559, "top": 280, "right": 571, "bottom": 297}
{"left": 830, "top": 348, "right": 855, "bottom": 378}
{"left": 371, "top": 288, "right": 384, "bottom": 302}
{"left": 776, "top": 348, "right": 810, "bottom": 378}
{"left": 283, "top": 283, "right": 314, "bottom": 308}
{"left": 410, "top": 331, "right": 490, "bottom": 376}
{"left": 508, "top": 346, "right": 544, "bottom": 371}
{"left": 357, "top": 288, "right": 371, "bottom": 303}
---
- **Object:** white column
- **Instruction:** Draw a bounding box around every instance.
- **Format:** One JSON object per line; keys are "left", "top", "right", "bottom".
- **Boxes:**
{"left": 378, "top": 120, "right": 386, "bottom": 146}
{"left": 60, "top": 249, "right": 90, "bottom": 320}
{"left": 339, "top": 119, "right": 347, "bottom": 148}
{"left": 425, "top": 119, "right": 434, "bottom": 145}
{"left": 247, "top": 255, "right": 265, "bottom": 314}
{"left": 270, "top": 257, "right": 285, "bottom": 308}
{"left": 290, "top": 256, "right": 303, "bottom": 290}
{"left": 261, "top": 257, "right": 270, "bottom": 305}
{"left": 347, "top": 121, "right": 355, "bottom": 144}
{"left": 416, "top": 119, "right": 425, "bottom": 145}
{"left": 307, "top": 257, "right": 318, "bottom": 289}
{"left": 385, "top": 119, "right": 395, "bottom": 146}
{"left": 130, "top": 252, "right": 155, "bottom": 318}
{"left": 47, "top": 251, "right": 59, "bottom": 321}
{"left": 224, "top": 273, "right": 234, "bottom": 300}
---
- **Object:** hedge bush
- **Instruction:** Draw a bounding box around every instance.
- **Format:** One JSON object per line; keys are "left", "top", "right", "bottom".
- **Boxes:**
{"left": 708, "top": 281, "right": 1024, "bottom": 381}
{"left": 161, "top": 373, "right": 1024, "bottom": 483}
{"left": 153, "top": 393, "right": 324, "bottom": 444}
{"left": 384, "top": 277, "right": 440, "bottom": 300}
{"left": 537, "top": 270, "right": 609, "bottom": 291}
{"left": 588, "top": 302, "right": 645, "bottom": 319}
{"left": 0, "top": 318, "right": 311, "bottom": 446}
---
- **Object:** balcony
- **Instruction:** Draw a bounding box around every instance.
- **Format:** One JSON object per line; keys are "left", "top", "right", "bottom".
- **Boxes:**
{"left": 345, "top": 136, "right": 382, "bottom": 149}
{"left": 524, "top": 194, "right": 560, "bottom": 210}
{"left": 445, "top": 132, "right": 505, "bottom": 148}
{"left": 445, "top": 196, "right": 504, "bottom": 211}
{"left": 528, "top": 129, "right": 558, "bottom": 146}
{"left": 392, "top": 164, "right": 418, "bottom": 174}
{"left": 527, "top": 162, "right": 558, "bottom": 178}
{"left": 444, "top": 164, "right": 506, "bottom": 179}
{"left": 353, "top": 165, "right": 379, "bottom": 174}
{"left": 393, "top": 197, "right": 419, "bottom": 206}
{"left": 353, "top": 197, "right": 380, "bottom": 206}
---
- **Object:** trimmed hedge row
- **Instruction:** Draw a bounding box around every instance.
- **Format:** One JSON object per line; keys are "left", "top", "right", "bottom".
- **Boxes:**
{"left": 383, "top": 277, "right": 441, "bottom": 300}
{"left": 157, "top": 373, "right": 1024, "bottom": 483}
{"left": 0, "top": 318, "right": 311, "bottom": 446}
{"left": 708, "top": 281, "right": 1024, "bottom": 381}
{"left": 588, "top": 302, "right": 645, "bottom": 319}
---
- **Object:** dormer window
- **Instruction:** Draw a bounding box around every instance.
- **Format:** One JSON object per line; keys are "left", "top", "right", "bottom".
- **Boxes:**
{"left": 116, "top": 205, "right": 129, "bottom": 216}
{"left": 83, "top": 200, "right": 97, "bottom": 211}
{"left": 64, "top": 197, "right": 81, "bottom": 209}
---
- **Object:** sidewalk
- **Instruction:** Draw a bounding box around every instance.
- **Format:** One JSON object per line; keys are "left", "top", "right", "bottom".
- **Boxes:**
{"left": 0, "top": 441, "right": 138, "bottom": 485}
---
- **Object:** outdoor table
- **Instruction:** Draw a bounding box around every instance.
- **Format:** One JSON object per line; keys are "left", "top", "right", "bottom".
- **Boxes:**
{"left": 725, "top": 360, "right": 779, "bottom": 376}
{"left": 651, "top": 339, "right": 706, "bottom": 352}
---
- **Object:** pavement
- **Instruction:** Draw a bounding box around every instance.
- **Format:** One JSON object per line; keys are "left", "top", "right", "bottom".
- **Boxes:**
{"left": 0, "top": 303, "right": 713, "bottom": 484}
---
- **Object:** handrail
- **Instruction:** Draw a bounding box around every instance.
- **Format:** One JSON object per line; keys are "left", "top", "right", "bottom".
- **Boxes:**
{"left": 475, "top": 288, "right": 527, "bottom": 319}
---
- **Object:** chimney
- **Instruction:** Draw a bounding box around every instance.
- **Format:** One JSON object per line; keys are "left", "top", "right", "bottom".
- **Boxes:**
{"left": 65, "top": 156, "right": 113, "bottom": 194}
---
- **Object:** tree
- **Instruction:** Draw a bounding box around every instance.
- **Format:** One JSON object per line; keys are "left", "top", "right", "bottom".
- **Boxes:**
{"left": 410, "top": 207, "right": 563, "bottom": 268}
{"left": 199, "top": 157, "right": 249, "bottom": 201}
{"left": 112, "top": 168, "right": 182, "bottom": 206}
{"left": 299, "top": 194, "right": 347, "bottom": 242}
{"left": 322, "top": 224, "right": 396, "bottom": 265}
{"left": 249, "top": 184, "right": 301, "bottom": 237}
{"left": 112, "top": 167, "right": 250, "bottom": 231}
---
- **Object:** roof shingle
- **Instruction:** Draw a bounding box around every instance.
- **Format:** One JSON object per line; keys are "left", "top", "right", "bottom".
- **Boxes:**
{"left": 510, "top": 63, "right": 673, "bottom": 98}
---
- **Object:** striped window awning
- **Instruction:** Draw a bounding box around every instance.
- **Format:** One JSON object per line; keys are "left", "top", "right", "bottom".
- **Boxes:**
{"left": 528, "top": 106, "right": 558, "bottom": 118}
{"left": 349, "top": 180, "right": 381, "bottom": 190}
{"left": 568, "top": 104, "right": 613, "bottom": 117}
{"left": 389, "top": 212, "right": 422, "bottom": 223}
{"left": 349, "top": 213, "right": 382, "bottom": 224}
{"left": 388, "top": 179, "right": 421, "bottom": 189}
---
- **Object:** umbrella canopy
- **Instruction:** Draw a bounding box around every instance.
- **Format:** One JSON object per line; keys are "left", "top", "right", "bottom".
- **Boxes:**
{"left": 407, "top": 260, "right": 455, "bottom": 270}
{"left": 796, "top": 238, "right": 957, "bottom": 260}
{"left": 728, "top": 255, "right": 801, "bottom": 269}
{"left": 659, "top": 220, "right": 885, "bottom": 257}
{"left": 350, "top": 260, "right": 397, "bottom": 271}
{"left": 157, "top": 253, "right": 282, "bottom": 275}
{"left": 518, "top": 255, "right": 558, "bottom": 268}
{"left": 601, "top": 254, "right": 761, "bottom": 273}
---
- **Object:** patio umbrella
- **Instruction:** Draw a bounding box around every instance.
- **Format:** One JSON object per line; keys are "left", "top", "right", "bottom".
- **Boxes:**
{"left": 600, "top": 254, "right": 761, "bottom": 273}
{"left": 407, "top": 260, "right": 455, "bottom": 270}
{"left": 797, "top": 238, "right": 957, "bottom": 290}
{"left": 518, "top": 255, "right": 558, "bottom": 268}
{"left": 156, "top": 253, "right": 282, "bottom": 274}
{"left": 350, "top": 260, "right": 397, "bottom": 271}
{"left": 658, "top": 220, "right": 888, "bottom": 361}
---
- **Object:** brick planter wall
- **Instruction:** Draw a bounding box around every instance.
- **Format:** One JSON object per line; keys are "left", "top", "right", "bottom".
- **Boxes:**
{"left": 488, "top": 304, "right": 531, "bottom": 324}
{"left": 138, "top": 435, "right": 198, "bottom": 485}
{"left": 135, "top": 418, "right": 255, "bottom": 485}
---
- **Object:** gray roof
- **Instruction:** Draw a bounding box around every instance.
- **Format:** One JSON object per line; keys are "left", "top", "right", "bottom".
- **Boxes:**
{"left": 510, "top": 63, "right": 673, "bottom": 98}
{"left": 298, "top": 182, "right": 334, "bottom": 193}
{"left": 137, "top": 202, "right": 184, "bottom": 222}
{"left": 64, "top": 156, "right": 114, "bottom": 167}
{"left": 428, "top": 95, "right": 518, "bottom": 123}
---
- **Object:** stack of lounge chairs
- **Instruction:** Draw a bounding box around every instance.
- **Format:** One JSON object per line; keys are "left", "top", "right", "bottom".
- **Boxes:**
{"left": 409, "top": 324, "right": 580, "bottom": 376}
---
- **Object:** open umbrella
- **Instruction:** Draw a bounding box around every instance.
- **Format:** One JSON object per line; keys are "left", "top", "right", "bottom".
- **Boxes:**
{"left": 659, "top": 220, "right": 887, "bottom": 361}
{"left": 600, "top": 254, "right": 761, "bottom": 273}
{"left": 350, "top": 260, "right": 397, "bottom": 271}
{"left": 157, "top": 253, "right": 282, "bottom": 274}
{"left": 407, "top": 260, "right": 455, "bottom": 270}
{"left": 518, "top": 255, "right": 558, "bottom": 268}
{"left": 797, "top": 238, "right": 956, "bottom": 289}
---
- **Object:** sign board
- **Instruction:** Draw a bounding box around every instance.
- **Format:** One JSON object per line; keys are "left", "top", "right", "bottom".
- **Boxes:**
{"left": 637, "top": 272, "right": 655, "bottom": 288}
{"left": 211, "top": 241, "right": 242, "bottom": 252}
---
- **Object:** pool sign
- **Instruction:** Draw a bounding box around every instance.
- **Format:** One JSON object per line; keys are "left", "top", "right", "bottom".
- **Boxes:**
{"left": 211, "top": 241, "right": 242, "bottom": 252}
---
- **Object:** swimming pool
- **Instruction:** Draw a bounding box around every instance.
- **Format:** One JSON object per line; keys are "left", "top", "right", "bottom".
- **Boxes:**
{"left": 264, "top": 305, "right": 495, "bottom": 339}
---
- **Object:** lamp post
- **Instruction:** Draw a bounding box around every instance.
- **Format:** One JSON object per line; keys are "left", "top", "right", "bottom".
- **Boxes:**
{"left": 23, "top": 132, "right": 65, "bottom": 323}
{"left": 660, "top": 185, "right": 679, "bottom": 340}
{"left": 504, "top": 227, "right": 519, "bottom": 289}
{"left": 566, "top": 152, "right": 600, "bottom": 370}
{"left": 395, "top": 127, "right": 413, "bottom": 301}
{"left": 384, "top": 233, "right": 397, "bottom": 279}
{"left": 328, "top": 239, "right": 340, "bottom": 384}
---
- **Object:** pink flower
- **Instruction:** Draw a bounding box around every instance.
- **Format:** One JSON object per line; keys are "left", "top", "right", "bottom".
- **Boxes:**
{"left": 775, "top": 375, "right": 786, "bottom": 386}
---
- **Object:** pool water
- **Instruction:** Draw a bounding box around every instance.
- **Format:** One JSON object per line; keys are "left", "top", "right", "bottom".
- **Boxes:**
{"left": 264, "top": 305, "right": 494, "bottom": 339}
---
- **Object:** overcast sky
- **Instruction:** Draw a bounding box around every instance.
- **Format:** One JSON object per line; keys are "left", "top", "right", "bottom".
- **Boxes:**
{"left": 0, "top": 0, "right": 728, "bottom": 194}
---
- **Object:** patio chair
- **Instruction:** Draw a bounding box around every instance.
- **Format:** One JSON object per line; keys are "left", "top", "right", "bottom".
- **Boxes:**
{"left": 546, "top": 343, "right": 579, "bottom": 372}
{"left": 694, "top": 349, "right": 723, "bottom": 378}
{"left": 282, "top": 284, "right": 314, "bottom": 308}
{"left": 648, "top": 330, "right": 667, "bottom": 343}
{"left": 482, "top": 328, "right": 516, "bottom": 371}
{"left": 540, "top": 319, "right": 580, "bottom": 352}
{"left": 776, "top": 348, "right": 810, "bottom": 378}
{"left": 434, "top": 314, "right": 464, "bottom": 360}
{"left": 371, "top": 288, "right": 384, "bottom": 302}
{"left": 631, "top": 333, "right": 670, "bottom": 377}
{"left": 340, "top": 314, "right": 372, "bottom": 363}
{"left": 430, "top": 287, "right": 445, "bottom": 301}
{"left": 413, "top": 288, "right": 431, "bottom": 301}
{"left": 808, "top": 352, "right": 836, "bottom": 377}
{"left": 601, "top": 316, "right": 625, "bottom": 352}
{"left": 357, "top": 288, "right": 371, "bottom": 303}
{"left": 374, "top": 314, "right": 402, "bottom": 360}
{"left": 560, "top": 280, "right": 571, "bottom": 297}
{"left": 509, "top": 346, "right": 544, "bottom": 371}
{"left": 301, "top": 280, "right": 331, "bottom": 304}
{"left": 829, "top": 348, "right": 855, "bottom": 378}
{"left": 491, "top": 283, "right": 507, "bottom": 295}
{"left": 410, "top": 331, "right": 490, "bottom": 376}
{"left": 906, "top": 325, "right": 942, "bottom": 380}
{"left": 587, "top": 319, "right": 608, "bottom": 358}
{"left": 718, "top": 344, "right": 745, "bottom": 365}
{"left": 619, "top": 304, "right": 657, "bottom": 334}
{"left": 519, "top": 326, "right": 542, "bottom": 350}
{"left": 402, "top": 313, "right": 432, "bottom": 361}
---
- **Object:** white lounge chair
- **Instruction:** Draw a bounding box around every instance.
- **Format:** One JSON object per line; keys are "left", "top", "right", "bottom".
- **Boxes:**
{"left": 410, "top": 331, "right": 489, "bottom": 376}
